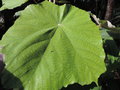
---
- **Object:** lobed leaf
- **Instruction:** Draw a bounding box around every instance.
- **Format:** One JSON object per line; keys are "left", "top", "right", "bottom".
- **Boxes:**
{"left": 0, "top": 1, "right": 106, "bottom": 90}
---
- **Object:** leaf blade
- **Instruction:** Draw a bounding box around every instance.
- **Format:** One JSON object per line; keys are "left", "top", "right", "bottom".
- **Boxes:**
{"left": 0, "top": 1, "right": 106, "bottom": 90}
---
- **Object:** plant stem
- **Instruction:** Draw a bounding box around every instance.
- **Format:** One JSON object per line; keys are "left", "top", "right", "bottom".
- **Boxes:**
{"left": 105, "top": 0, "right": 114, "bottom": 20}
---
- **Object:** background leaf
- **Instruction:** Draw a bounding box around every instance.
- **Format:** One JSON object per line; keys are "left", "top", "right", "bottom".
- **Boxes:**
{"left": 0, "top": 0, "right": 28, "bottom": 10}
{"left": 0, "top": 1, "right": 105, "bottom": 90}
{"left": 90, "top": 86, "right": 101, "bottom": 90}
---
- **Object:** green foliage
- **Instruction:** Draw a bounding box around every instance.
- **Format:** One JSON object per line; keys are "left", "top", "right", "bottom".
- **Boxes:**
{"left": 0, "top": 1, "right": 106, "bottom": 90}
{"left": 90, "top": 86, "right": 101, "bottom": 90}
{"left": 0, "top": 0, "right": 28, "bottom": 10}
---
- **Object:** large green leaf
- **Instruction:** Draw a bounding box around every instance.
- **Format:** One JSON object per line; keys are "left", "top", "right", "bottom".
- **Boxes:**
{"left": 0, "top": 0, "right": 28, "bottom": 10}
{"left": 0, "top": 1, "right": 106, "bottom": 90}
